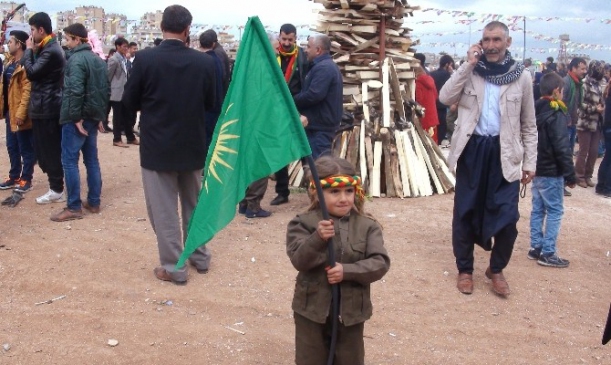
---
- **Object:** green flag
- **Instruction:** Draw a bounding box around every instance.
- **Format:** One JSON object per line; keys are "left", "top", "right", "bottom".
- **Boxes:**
{"left": 176, "top": 16, "right": 312, "bottom": 268}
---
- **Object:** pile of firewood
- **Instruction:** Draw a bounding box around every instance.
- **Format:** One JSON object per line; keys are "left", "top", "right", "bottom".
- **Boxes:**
{"left": 286, "top": 0, "right": 455, "bottom": 198}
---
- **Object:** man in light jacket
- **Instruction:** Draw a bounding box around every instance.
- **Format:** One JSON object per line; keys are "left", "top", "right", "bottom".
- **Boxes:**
{"left": 439, "top": 21, "right": 537, "bottom": 297}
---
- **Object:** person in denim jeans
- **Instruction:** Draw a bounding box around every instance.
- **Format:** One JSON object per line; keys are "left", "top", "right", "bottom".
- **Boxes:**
{"left": 529, "top": 73, "right": 577, "bottom": 268}
{"left": 50, "top": 23, "right": 109, "bottom": 222}
{"left": 596, "top": 82, "right": 611, "bottom": 197}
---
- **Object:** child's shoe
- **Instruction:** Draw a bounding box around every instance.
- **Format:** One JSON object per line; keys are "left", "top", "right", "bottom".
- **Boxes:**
{"left": 527, "top": 248, "right": 541, "bottom": 260}
{"left": 537, "top": 254, "right": 569, "bottom": 268}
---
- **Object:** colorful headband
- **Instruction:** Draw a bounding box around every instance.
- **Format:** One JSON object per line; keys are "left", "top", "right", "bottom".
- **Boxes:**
{"left": 309, "top": 174, "right": 365, "bottom": 202}
{"left": 65, "top": 33, "right": 89, "bottom": 43}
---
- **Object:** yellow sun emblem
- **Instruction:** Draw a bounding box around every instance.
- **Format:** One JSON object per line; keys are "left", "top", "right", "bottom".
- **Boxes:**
{"left": 204, "top": 103, "right": 239, "bottom": 192}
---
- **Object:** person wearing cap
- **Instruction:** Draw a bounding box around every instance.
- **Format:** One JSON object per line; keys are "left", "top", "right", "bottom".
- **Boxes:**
{"left": 23, "top": 12, "right": 66, "bottom": 205}
{"left": 0, "top": 30, "right": 35, "bottom": 193}
{"left": 50, "top": 23, "right": 109, "bottom": 222}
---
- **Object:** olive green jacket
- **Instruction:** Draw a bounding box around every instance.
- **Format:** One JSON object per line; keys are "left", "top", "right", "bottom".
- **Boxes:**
{"left": 286, "top": 210, "right": 390, "bottom": 326}
{"left": 60, "top": 43, "right": 109, "bottom": 124}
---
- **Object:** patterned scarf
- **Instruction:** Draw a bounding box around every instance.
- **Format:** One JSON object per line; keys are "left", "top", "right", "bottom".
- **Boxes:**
{"left": 567, "top": 71, "right": 583, "bottom": 108}
{"left": 473, "top": 51, "right": 525, "bottom": 85}
{"left": 277, "top": 44, "right": 298, "bottom": 83}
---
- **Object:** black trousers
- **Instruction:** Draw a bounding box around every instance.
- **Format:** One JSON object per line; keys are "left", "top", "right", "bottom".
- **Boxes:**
{"left": 275, "top": 166, "right": 290, "bottom": 198}
{"left": 437, "top": 107, "right": 447, "bottom": 144}
{"left": 452, "top": 135, "right": 520, "bottom": 274}
{"left": 111, "top": 101, "right": 136, "bottom": 142}
{"left": 31, "top": 118, "right": 64, "bottom": 193}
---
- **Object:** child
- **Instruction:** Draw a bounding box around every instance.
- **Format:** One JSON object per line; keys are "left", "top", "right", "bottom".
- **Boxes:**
{"left": 529, "top": 72, "right": 577, "bottom": 268}
{"left": 286, "top": 156, "right": 390, "bottom": 365}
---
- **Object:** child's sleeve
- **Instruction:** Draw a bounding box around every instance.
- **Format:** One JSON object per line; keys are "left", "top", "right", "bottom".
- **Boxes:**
{"left": 286, "top": 215, "right": 329, "bottom": 271}
{"left": 342, "top": 222, "right": 390, "bottom": 285}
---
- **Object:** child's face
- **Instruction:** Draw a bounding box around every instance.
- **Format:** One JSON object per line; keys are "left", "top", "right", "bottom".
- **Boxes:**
{"left": 323, "top": 186, "right": 355, "bottom": 217}
{"left": 553, "top": 87, "right": 563, "bottom": 100}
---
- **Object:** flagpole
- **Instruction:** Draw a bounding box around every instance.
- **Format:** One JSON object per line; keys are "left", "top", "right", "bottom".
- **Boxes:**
{"left": 306, "top": 155, "right": 339, "bottom": 365}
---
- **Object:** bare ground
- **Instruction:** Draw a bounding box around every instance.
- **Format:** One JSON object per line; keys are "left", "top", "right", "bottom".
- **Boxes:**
{"left": 0, "top": 129, "right": 610, "bottom": 364}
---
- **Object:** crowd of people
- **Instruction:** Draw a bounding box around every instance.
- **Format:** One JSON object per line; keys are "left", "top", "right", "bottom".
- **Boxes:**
{"left": 1, "top": 7, "right": 610, "bottom": 363}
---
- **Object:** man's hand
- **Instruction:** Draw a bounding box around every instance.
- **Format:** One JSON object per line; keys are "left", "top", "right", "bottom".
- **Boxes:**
{"left": 449, "top": 103, "right": 458, "bottom": 113}
{"left": 26, "top": 36, "right": 34, "bottom": 50}
{"left": 97, "top": 121, "right": 105, "bottom": 133}
{"left": 14, "top": 117, "right": 24, "bottom": 126}
{"left": 326, "top": 263, "right": 344, "bottom": 285}
{"left": 75, "top": 120, "right": 88, "bottom": 136}
{"left": 467, "top": 43, "right": 483, "bottom": 66}
{"left": 521, "top": 170, "right": 535, "bottom": 185}
{"left": 317, "top": 219, "right": 335, "bottom": 241}
{"left": 300, "top": 114, "right": 308, "bottom": 128}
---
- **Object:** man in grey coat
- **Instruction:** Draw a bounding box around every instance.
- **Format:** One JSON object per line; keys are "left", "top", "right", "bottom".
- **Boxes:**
{"left": 108, "top": 37, "right": 138, "bottom": 147}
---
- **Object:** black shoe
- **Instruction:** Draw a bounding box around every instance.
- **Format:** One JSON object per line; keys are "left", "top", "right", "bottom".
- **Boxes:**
{"left": 245, "top": 208, "right": 272, "bottom": 218}
{"left": 270, "top": 195, "right": 289, "bottom": 205}
{"left": 238, "top": 203, "right": 246, "bottom": 214}
{"left": 103, "top": 123, "right": 112, "bottom": 132}
{"left": 563, "top": 188, "right": 572, "bottom": 197}
{"left": 527, "top": 248, "right": 541, "bottom": 260}
{"left": 537, "top": 254, "right": 570, "bottom": 268}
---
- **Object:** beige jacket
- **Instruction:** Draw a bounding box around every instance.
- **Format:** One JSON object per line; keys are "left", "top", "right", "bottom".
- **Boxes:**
{"left": 439, "top": 62, "right": 537, "bottom": 182}
{"left": 0, "top": 58, "right": 32, "bottom": 132}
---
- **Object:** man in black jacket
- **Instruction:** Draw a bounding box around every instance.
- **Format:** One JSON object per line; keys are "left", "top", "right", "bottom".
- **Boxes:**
{"left": 23, "top": 12, "right": 66, "bottom": 204}
{"left": 293, "top": 34, "right": 342, "bottom": 158}
{"left": 270, "top": 23, "right": 310, "bottom": 206}
{"left": 430, "top": 55, "right": 454, "bottom": 145}
{"left": 122, "top": 5, "right": 216, "bottom": 285}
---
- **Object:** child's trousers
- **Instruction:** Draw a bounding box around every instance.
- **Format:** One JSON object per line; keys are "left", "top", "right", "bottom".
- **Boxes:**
{"left": 530, "top": 176, "right": 565, "bottom": 256}
{"left": 294, "top": 312, "right": 365, "bottom": 365}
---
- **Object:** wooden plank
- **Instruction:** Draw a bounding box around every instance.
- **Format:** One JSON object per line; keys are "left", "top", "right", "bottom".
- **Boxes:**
{"left": 352, "top": 36, "right": 380, "bottom": 53}
{"left": 380, "top": 128, "right": 396, "bottom": 197}
{"left": 347, "top": 125, "right": 360, "bottom": 169}
{"left": 364, "top": 136, "right": 374, "bottom": 194}
{"left": 400, "top": 130, "right": 420, "bottom": 197}
{"left": 390, "top": 144, "right": 403, "bottom": 198}
{"left": 413, "top": 124, "right": 444, "bottom": 194}
{"left": 371, "top": 140, "right": 383, "bottom": 197}
{"left": 359, "top": 119, "right": 368, "bottom": 188}
{"left": 339, "top": 0, "right": 349, "bottom": 9}
{"left": 388, "top": 58, "right": 406, "bottom": 122}
{"left": 394, "top": 129, "right": 411, "bottom": 197}
{"left": 332, "top": 31, "right": 359, "bottom": 46}
{"left": 381, "top": 58, "right": 391, "bottom": 128}
{"left": 408, "top": 127, "right": 432, "bottom": 196}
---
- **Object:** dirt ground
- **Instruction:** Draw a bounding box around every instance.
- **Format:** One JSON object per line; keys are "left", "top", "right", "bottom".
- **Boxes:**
{"left": 0, "top": 128, "right": 610, "bottom": 365}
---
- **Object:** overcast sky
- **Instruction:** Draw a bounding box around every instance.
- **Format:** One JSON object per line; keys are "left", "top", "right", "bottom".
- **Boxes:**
{"left": 30, "top": 0, "right": 611, "bottom": 61}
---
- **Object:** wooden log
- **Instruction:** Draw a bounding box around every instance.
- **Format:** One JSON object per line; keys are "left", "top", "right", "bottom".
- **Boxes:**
{"left": 339, "top": 130, "right": 350, "bottom": 158}
{"left": 412, "top": 125, "right": 444, "bottom": 194}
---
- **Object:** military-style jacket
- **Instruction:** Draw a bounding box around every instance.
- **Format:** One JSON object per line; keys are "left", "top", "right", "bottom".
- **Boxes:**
{"left": 286, "top": 210, "right": 390, "bottom": 326}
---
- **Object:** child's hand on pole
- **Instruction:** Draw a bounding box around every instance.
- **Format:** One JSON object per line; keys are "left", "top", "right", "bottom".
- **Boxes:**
{"left": 326, "top": 263, "right": 344, "bottom": 284}
{"left": 317, "top": 219, "right": 335, "bottom": 241}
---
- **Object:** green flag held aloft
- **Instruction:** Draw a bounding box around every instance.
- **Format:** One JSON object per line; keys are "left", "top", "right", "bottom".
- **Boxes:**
{"left": 177, "top": 16, "right": 312, "bottom": 268}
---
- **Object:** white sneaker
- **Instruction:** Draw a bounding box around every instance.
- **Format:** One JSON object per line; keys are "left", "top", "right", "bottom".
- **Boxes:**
{"left": 36, "top": 189, "right": 66, "bottom": 205}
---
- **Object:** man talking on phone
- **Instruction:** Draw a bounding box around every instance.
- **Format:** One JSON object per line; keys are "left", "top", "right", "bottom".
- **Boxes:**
{"left": 439, "top": 21, "right": 537, "bottom": 297}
